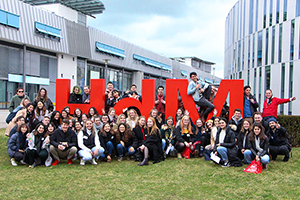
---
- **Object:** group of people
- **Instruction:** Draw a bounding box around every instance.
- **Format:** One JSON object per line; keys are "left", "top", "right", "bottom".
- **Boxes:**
{"left": 5, "top": 72, "right": 295, "bottom": 169}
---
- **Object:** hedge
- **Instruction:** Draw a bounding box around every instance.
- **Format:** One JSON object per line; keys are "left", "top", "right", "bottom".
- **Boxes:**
{"left": 277, "top": 115, "right": 300, "bottom": 147}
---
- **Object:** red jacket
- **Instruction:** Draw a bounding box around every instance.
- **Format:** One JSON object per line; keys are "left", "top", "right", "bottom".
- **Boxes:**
{"left": 262, "top": 97, "right": 291, "bottom": 118}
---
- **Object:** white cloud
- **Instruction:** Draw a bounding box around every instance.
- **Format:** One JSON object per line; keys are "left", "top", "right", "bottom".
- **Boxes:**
{"left": 88, "top": 0, "right": 238, "bottom": 78}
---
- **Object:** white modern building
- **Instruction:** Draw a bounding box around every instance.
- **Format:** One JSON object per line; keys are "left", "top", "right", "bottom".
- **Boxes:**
{"left": 225, "top": 0, "right": 300, "bottom": 115}
{"left": 0, "top": 0, "right": 220, "bottom": 108}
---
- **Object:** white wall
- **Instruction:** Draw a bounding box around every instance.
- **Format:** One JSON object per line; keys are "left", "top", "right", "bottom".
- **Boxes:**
{"left": 57, "top": 54, "right": 77, "bottom": 89}
{"left": 37, "top": 4, "right": 78, "bottom": 22}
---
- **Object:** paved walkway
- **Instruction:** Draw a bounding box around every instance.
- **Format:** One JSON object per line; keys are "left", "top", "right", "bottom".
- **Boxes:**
{"left": 0, "top": 110, "right": 9, "bottom": 129}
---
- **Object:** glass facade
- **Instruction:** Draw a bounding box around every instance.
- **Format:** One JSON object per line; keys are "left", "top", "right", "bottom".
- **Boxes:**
{"left": 290, "top": 19, "right": 295, "bottom": 60}
{"left": 263, "top": 0, "right": 267, "bottom": 28}
{"left": 269, "top": 0, "right": 273, "bottom": 26}
{"left": 265, "top": 28, "right": 269, "bottom": 65}
{"left": 297, "top": 0, "right": 300, "bottom": 17}
{"left": 288, "top": 63, "right": 293, "bottom": 115}
{"left": 280, "top": 63, "right": 285, "bottom": 114}
{"left": 265, "top": 66, "right": 270, "bottom": 90}
{"left": 257, "top": 31, "right": 262, "bottom": 66}
{"left": 271, "top": 26, "right": 276, "bottom": 64}
{"left": 276, "top": 0, "right": 280, "bottom": 23}
{"left": 278, "top": 24, "right": 282, "bottom": 63}
{"left": 249, "top": 0, "right": 254, "bottom": 34}
{"left": 77, "top": 59, "right": 86, "bottom": 88}
{"left": 283, "top": 0, "right": 287, "bottom": 21}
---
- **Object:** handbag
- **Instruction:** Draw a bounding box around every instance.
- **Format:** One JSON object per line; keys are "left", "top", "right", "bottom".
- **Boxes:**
{"left": 243, "top": 160, "right": 263, "bottom": 174}
{"left": 182, "top": 146, "right": 195, "bottom": 159}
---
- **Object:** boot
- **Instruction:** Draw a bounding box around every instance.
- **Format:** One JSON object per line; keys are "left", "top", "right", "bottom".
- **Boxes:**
{"left": 138, "top": 158, "right": 148, "bottom": 166}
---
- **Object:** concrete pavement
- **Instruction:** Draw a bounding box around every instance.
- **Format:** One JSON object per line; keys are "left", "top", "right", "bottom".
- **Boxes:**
{"left": 0, "top": 110, "right": 9, "bottom": 129}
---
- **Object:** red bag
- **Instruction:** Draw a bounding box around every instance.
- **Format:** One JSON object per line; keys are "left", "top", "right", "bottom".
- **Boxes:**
{"left": 243, "top": 160, "right": 263, "bottom": 174}
{"left": 182, "top": 146, "right": 195, "bottom": 159}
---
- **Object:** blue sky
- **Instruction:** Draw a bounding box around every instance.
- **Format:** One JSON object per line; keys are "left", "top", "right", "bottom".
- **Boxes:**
{"left": 87, "top": 0, "right": 238, "bottom": 78}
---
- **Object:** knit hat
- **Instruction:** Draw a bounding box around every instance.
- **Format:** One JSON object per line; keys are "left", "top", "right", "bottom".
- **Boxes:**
{"left": 268, "top": 118, "right": 277, "bottom": 124}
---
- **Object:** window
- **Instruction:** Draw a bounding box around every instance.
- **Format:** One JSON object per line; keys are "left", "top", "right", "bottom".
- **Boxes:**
{"left": 181, "top": 70, "right": 187, "bottom": 77}
{"left": 276, "top": 0, "right": 280, "bottom": 23}
{"left": 249, "top": 0, "right": 254, "bottom": 34}
{"left": 270, "top": 0, "right": 273, "bottom": 26}
{"left": 297, "top": 0, "right": 300, "bottom": 17}
{"left": 283, "top": 0, "right": 287, "bottom": 21}
{"left": 290, "top": 20, "right": 295, "bottom": 60}
{"left": 254, "top": 68, "right": 257, "bottom": 96}
{"left": 96, "top": 42, "right": 125, "bottom": 58}
{"left": 257, "top": 31, "right": 262, "bottom": 66}
{"left": 35, "top": 22, "right": 62, "bottom": 40}
{"left": 263, "top": 0, "right": 267, "bottom": 28}
{"left": 288, "top": 63, "right": 293, "bottom": 115}
{"left": 265, "top": 66, "right": 270, "bottom": 90}
{"left": 0, "top": 9, "right": 19, "bottom": 29}
{"left": 77, "top": 59, "right": 85, "bottom": 87}
{"left": 265, "top": 28, "right": 269, "bottom": 65}
{"left": 133, "top": 54, "right": 172, "bottom": 72}
{"left": 271, "top": 26, "right": 276, "bottom": 64}
{"left": 252, "top": 34, "right": 255, "bottom": 68}
{"left": 280, "top": 63, "right": 285, "bottom": 114}
{"left": 279, "top": 24, "right": 282, "bottom": 62}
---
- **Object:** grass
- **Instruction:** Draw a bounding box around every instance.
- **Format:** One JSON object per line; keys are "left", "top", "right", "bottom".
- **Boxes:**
{"left": 0, "top": 128, "right": 300, "bottom": 200}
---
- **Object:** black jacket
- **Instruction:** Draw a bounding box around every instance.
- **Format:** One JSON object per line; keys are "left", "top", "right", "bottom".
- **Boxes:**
{"left": 132, "top": 126, "right": 148, "bottom": 149}
{"left": 237, "top": 130, "right": 250, "bottom": 150}
{"left": 68, "top": 93, "right": 82, "bottom": 104}
{"left": 50, "top": 127, "right": 77, "bottom": 149}
{"left": 247, "top": 136, "right": 269, "bottom": 158}
{"left": 33, "top": 98, "right": 54, "bottom": 112}
{"left": 143, "top": 128, "right": 163, "bottom": 162}
{"left": 98, "top": 131, "right": 116, "bottom": 156}
{"left": 174, "top": 126, "right": 196, "bottom": 144}
{"left": 228, "top": 117, "right": 244, "bottom": 138}
{"left": 266, "top": 127, "right": 291, "bottom": 149}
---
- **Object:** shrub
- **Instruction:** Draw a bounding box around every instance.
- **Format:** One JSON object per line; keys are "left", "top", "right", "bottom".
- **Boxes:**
{"left": 277, "top": 115, "right": 300, "bottom": 147}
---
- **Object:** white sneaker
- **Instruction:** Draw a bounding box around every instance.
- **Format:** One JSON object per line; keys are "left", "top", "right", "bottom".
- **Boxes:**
{"left": 177, "top": 153, "right": 182, "bottom": 159}
{"left": 20, "top": 160, "right": 26, "bottom": 165}
{"left": 91, "top": 158, "right": 97, "bottom": 165}
{"left": 80, "top": 159, "right": 85, "bottom": 166}
{"left": 11, "top": 158, "right": 17, "bottom": 166}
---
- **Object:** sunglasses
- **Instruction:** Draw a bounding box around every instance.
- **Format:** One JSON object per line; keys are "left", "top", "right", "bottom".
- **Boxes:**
{"left": 18, "top": 90, "right": 24, "bottom": 93}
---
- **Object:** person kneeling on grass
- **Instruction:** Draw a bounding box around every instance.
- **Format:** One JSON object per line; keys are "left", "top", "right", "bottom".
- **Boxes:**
{"left": 138, "top": 117, "right": 164, "bottom": 166}
{"left": 7, "top": 123, "right": 29, "bottom": 166}
{"left": 78, "top": 120, "right": 104, "bottom": 165}
{"left": 244, "top": 123, "right": 270, "bottom": 170}
{"left": 212, "top": 118, "right": 241, "bottom": 167}
{"left": 50, "top": 119, "right": 77, "bottom": 166}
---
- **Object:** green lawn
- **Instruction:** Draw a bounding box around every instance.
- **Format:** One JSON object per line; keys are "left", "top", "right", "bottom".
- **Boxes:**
{"left": 0, "top": 128, "right": 299, "bottom": 200}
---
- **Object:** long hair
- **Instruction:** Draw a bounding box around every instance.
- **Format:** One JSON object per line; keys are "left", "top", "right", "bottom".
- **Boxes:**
{"left": 83, "top": 119, "right": 96, "bottom": 137}
{"left": 115, "top": 123, "right": 132, "bottom": 143}
{"left": 72, "top": 86, "right": 81, "bottom": 94}
{"left": 100, "top": 122, "right": 113, "bottom": 137}
{"left": 180, "top": 116, "right": 193, "bottom": 135}
{"left": 35, "top": 100, "right": 46, "bottom": 117}
{"left": 249, "top": 123, "right": 266, "bottom": 141}
{"left": 87, "top": 107, "right": 99, "bottom": 119}
{"left": 195, "top": 118, "right": 205, "bottom": 134}
{"left": 135, "top": 116, "right": 146, "bottom": 129}
{"left": 36, "top": 88, "right": 48, "bottom": 102}
{"left": 117, "top": 114, "right": 126, "bottom": 125}
{"left": 126, "top": 109, "right": 139, "bottom": 129}
{"left": 240, "top": 119, "right": 253, "bottom": 134}
{"left": 147, "top": 117, "right": 159, "bottom": 135}
{"left": 149, "top": 108, "right": 162, "bottom": 123}
{"left": 33, "top": 123, "right": 46, "bottom": 136}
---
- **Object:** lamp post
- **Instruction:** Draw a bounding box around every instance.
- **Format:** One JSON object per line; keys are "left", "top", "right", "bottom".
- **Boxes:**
{"left": 103, "top": 59, "right": 110, "bottom": 84}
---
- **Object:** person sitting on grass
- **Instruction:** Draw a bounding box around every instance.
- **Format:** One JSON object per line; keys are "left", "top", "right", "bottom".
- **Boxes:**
{"left": 26, "top": 123, "right": 49, "bottom": 168}
{"left": 266, "top": 118, "right": 291, "bottom": 162}
{"left": 7, "top": 123, "right": 29, "bottom": 166}
{"left": 212, "top": 118, "right": 238, "bottom": 167}
{"left": 115, "top": 123, "right": 135, "bottom": 161}
{"left": 138, "top": 117, "right": 163, "bottom": 166}
{"left": 237, "top": 119, "right": 252, "bottom": 162}
{"left": 98, "top": 122, "right": 116, "bottom": 163}
{"left": 160, "top": 116, "right": 176, "bottom": 157}
{"left": 132, "top": 116, "right": 148, "bottom": 161}
{"left": 244, "top": 123, "right": 270, "bottom": 170}
{"left": 50, "top": 119, "right": 78, "bottom": 166}
{"left": 174, "top": 116, "right": 196, "bottom": 159}
{"left": 78, "top": 120, "right": 104, "bottom": 165}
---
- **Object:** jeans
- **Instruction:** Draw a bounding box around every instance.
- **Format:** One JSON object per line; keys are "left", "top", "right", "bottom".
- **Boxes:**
{"left": 217, "top": 146, "right": 228, "bottom": 161}
{"left": 162, "top": 139, "right": 166, "bottom": 151}
{"left": 106, "top": 141, "right": 114, "bottom": 155}
{"left": 78, "top": 146, "right": 104, "bottom": 161}
{"left": 244, "top": 150, "right": 270, "bottom": 164}
{"left": 116, "top": 144, "right": 136, "bottom": 157}
{"left": 195, "top": 97, "right": 215, "bottom": 120}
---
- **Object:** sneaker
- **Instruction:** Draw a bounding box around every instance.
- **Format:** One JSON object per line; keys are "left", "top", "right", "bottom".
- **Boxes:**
{"left": 222, "top": 161, "right": 230, "bottom": 168}
{"left": 80, "top": 159, "right": 85, "bottom": 166}
{"left": 91, "top": 158, "right": 97, "bottom": 165}
{"left": 107, "top": 155, "right": 112, "bottom": 163}
{"left": 263, "top": 164, "right": 268, "bottom": 170}
{"left": 177, "top": 153, "right": 182, "bottom": 159}
{"left": 52, "top": 159, "right": 61, "bottom": 166}
{"left": 67, "top": 159, "right": 73, "bottom": 165}
{"left": 118, "top": 156, "right": 123, "bottom": 162}
{"left": 28, "top": 163, "right": 36, "bottom": 168}
{"left": 20, "top": 160, "right": 26, "bottom": 165}
{"left": 10, "top": 158, "right": 17, "bottom": 166}
{"left": 194, "top": 150, "right": 199, "bottom": 158}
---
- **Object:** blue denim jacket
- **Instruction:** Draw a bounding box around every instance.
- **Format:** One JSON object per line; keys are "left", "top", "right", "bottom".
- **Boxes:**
{"left": 187, "top": 80, "right": 209, "bottom": 102}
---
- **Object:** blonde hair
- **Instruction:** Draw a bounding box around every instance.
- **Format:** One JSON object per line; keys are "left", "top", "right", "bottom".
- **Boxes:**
{"left": 180, "top": 115, "right": 193, "bottom": 135}
{"left": 147, "top": 117, "right": 160, "bottom": 135}
{"left": 126, "top": 109, "right": 139, "bottom": 129}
